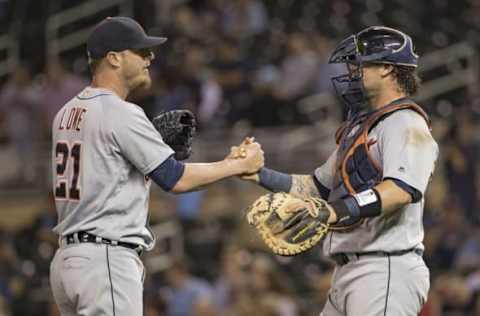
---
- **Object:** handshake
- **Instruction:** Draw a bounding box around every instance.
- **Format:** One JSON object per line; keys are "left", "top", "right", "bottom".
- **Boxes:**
{"left": 226, "top": 136, "right": 264, "bottom": 181}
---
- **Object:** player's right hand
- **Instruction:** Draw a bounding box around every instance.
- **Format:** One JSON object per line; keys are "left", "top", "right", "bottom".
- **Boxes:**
{"left": 227, "top": 137, "right": 254, "bottom": 159}
{"left": 228, "top": 137, "right": 262, "bottom": 182}
{"left": 237, "top": 141, "right": 264, "bottom": 175}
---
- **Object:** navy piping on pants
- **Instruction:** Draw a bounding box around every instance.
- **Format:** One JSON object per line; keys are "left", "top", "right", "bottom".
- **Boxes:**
{"left": 106, "top": 245, "right": 116, "bottom": 316}
{"left": 383, "top": 254, "right": 391, "bottom": 316}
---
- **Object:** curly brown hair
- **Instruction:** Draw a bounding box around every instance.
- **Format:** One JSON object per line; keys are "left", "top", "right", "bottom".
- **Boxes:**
{"left": 391, "top": 65, "right": 421, "bottom": 95}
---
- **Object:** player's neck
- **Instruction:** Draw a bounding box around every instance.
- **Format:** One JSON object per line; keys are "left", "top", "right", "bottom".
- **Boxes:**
{"left": 91, "top": 73, "right": 129, "bottom": 100}
{"left": 369, "top": 89, "right": 406, "bottom": 110}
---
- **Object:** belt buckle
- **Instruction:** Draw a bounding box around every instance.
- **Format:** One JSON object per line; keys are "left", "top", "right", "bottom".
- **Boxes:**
{"left": 345, "top": 253, "right": 360, "bottom": 263}
{"left": 332, "top": 253, "right": 349, "bottom": 266}
{"left": 81, "top": 232, "right": 89, "bottom": 242}
{"left": 101, "top": 238, "right": 112, "bottom": 245}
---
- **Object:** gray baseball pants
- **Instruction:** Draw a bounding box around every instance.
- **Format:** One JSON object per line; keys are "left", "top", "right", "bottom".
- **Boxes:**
{"left": 320, "top": 251, "right": 429, "bottom": 316}
{"left": 50, "top": 241, "right": 145, "bottom": 316}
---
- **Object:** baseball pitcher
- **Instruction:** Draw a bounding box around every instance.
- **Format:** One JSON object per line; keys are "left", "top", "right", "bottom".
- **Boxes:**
{"left": 49, "top": 17, "right": 264, "bottom": 316}
{"left": 238, "top": 26, "right": 438, "bottom": 316}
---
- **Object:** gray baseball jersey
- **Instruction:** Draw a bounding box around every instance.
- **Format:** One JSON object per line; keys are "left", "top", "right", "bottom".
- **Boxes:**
{"left": 315, "top": 109, "right": 439, "bottom": 255}
{"left": 51, "top": 86, "right": 174, "bottom": 250}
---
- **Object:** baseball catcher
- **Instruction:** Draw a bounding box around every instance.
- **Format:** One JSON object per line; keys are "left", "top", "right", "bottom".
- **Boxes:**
{"left": 235, "top": 26, "right": 438, "bottom": 316}
{"left": 152, "top": 109, "right": 196, "bottom": 160}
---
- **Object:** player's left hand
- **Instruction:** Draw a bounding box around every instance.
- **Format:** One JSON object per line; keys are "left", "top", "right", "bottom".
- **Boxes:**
{"left": 246, "top": 192, "right": 332, "bottom": 256}
{"left": 226, "top": 139, "right": 264, "bottom": 176}
{"left": 227, "top": 137, "right": 261, "bottom": 182}
{"left": 152, "top": 110, "right": 196, "bottom": 160}
{"left": 227, "top": 137, "right": 254, "bottom": 159}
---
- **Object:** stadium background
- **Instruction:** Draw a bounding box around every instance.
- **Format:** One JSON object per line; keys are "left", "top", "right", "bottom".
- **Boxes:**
{"left": 0, "top": 0, "right": 479, "bottom": 315}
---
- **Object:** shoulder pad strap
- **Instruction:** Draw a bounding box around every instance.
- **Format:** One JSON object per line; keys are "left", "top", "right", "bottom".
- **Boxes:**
{"left": 368, "top": 102, "right": 431, "bottom": 132}
{"left": 335, "top": 122, "right": 348, "bottom": 144}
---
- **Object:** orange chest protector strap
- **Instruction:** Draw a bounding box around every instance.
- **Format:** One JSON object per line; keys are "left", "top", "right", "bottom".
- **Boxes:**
{"left": 333, "top": 101, "right": 430, "bottom": 195}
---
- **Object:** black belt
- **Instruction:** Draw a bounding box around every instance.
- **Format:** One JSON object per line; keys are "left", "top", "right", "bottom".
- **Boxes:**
{"left": 64, "top": 231, "right": 143, "bottom": 255}
{"left": 331, "top": 248, "right": 423, "bottom": 266}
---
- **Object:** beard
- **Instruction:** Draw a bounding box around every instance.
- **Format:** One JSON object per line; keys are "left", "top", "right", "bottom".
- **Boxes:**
{"left": 136, "top": 75, "right": 152, "bottom": 90}
{"left": 362, "top": 84, "right": 378, "bottom": 107}
{"left": 122, "top": 61, "right": 153, "bottom": 92}
{"left": 128, "top": 71, "right": 152, "bottom": 92}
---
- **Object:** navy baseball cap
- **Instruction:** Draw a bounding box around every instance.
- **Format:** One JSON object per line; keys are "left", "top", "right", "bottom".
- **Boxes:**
{"left": 87, "top": 17, "right": 167, "bottom": 59}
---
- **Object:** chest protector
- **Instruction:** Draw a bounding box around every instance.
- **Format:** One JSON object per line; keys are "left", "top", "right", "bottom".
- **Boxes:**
{"left": 329, "top": 99, "right": 430, "bottom": 231}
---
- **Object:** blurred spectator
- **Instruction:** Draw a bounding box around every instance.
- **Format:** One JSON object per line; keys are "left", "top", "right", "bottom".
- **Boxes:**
{"left": 154, "top": 67, "right": 196, "bottom": 114}
{"left": 312, "top": 34, "right": 344, "bottom": 94}
{"left": 273, "top": 32, "right": 319, "bottom": 101}
{"left": 424, "top": 198, "right": 468, "bottom": 272}
{"left": 430, "top": 273, "right": 477, "bottom": 315}
{"left": 171, "top": 5, "right": 202, "bottom": 40}
{"left": 0, "top": 232, "right": 19, "bottom": 300}
{"left": 212, "top": 38, "right": 253, "bottom": 126}
{"left": 444, "top": 115, "right": 480, "bottom": 223}
{"left": 162, "top": 257, "right": 217, "bottom": 316}
{"left": 272, "top": 32, "right": 319, "bottom": 124}
{"left": 0, "top": 295, "right": 12, "bottom": 316}
{"left": 310, "top": 268, "right": 335, "bottom": 312}
{"left": 14, "top": 192, "right": 57, "bottom": 275}
{"left": 175, "top": 191, "right": 206, "bottom": 221}
{"left": 221, "top": 0, "right": 269, "bottom": 40}
{"left": 153, "top": 45, "right": 210, "bottom": 117}
{"left": 197, "top": 69, "right": 223, "bottom": 127}
{"left": 38, "top": 61, "right": 87, "bottom": 136}
{"left": 248, "top": 254, "right": 298, "bottom": 316}
{"left": 0, "top": 65, "right": 39, "bottom": 184}
{"left": 213, "top": 246, "right": 250, "bottom": 313}
{"left": 455, "top": 231, "right": 480, "bottom": 272}
{"left": 249, "top": 64, "right": 282, "bottom": 126}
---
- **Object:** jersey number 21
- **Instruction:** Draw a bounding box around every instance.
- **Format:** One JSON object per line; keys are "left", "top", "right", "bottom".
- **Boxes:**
{"left": 54, "top": 141, "right": 81, "bottom": 200}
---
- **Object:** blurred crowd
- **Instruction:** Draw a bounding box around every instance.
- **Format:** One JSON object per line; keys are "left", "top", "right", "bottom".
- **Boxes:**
{"left": 1, "top": 0, "right": 480, "bottom": 315}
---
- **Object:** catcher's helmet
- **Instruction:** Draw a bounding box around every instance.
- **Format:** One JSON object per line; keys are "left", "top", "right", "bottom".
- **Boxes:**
{"left": 329, "top": 26, "right": 418, "bottom": 117}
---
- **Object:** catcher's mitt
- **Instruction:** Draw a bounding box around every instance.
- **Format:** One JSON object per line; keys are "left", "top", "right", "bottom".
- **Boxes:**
{"left": 246, "top": 192, "right": 332, "bottom": 256}
{"left": 152, "top": 110, "right": 196, "bottom": 160}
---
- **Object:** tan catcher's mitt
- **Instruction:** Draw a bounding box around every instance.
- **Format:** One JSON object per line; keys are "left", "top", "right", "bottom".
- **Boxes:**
{"left": 246, "top": 192, "right": 332, "bottom": 256}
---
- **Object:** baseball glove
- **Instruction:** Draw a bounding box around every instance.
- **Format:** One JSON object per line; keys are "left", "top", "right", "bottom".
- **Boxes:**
{"left": 152, "top": 110, "right": 196, "bottom": 160}
{"left": 246, "top": 192, "right": 332, "bottom": 256}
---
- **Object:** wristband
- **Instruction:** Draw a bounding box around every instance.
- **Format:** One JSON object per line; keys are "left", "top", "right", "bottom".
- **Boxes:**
{"left": 258, "top": 167, "right": 293, "bottom": 193}
{"left": 330, "top": 188, "right": 382, "bottom": 223}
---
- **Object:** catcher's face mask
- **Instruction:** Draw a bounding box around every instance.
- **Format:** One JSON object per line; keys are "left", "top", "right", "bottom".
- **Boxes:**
{"left": 329, "top": 26, "right": 418, "bottom": 118}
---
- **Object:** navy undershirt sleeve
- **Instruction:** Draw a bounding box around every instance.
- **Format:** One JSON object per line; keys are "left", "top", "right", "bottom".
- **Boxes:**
{"left": 312, "top": 175, "right": 331, "bottom": 200}
{"left": 385, "top": 177, "right": 423, "bottom": 203}
{"left": 148, "top": 155, "right": 185, "bottom": 192}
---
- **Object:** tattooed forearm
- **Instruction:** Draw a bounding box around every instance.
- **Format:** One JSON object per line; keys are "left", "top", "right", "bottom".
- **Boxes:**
{"left": 290, "top": 175, "right": 320, "bottom": 198}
